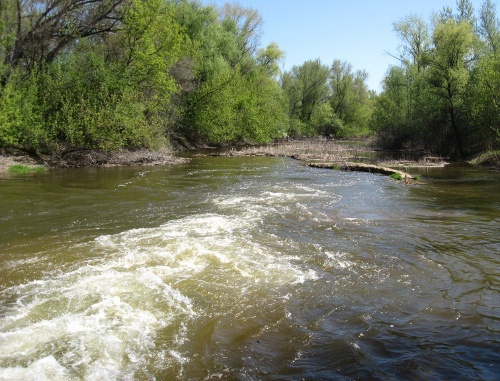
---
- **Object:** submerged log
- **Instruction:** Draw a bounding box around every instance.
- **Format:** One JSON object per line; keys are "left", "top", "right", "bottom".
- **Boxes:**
{"left": 308, "top": 161, "right": 414, "bottom": 180}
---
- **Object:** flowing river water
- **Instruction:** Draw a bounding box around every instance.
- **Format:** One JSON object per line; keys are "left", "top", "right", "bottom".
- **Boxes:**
{"left": 0, "top": 155, "right": 499, "bottom": 380}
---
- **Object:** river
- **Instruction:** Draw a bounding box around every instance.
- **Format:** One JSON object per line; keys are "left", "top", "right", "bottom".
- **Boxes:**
{"left": 0, "top": 155, "right": 499, "bottom": 380}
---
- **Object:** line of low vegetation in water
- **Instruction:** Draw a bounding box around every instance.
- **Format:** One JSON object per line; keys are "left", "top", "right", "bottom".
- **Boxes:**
{"left": 209, "top": 139, "right": 431, "bottom": 181}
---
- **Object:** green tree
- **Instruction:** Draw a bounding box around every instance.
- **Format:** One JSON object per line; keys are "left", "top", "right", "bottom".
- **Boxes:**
{"left": 373, "top": 14, "right": 435, "bottom": 150}
{"left": 0, "top": 0, "right": 184, "bottom": 156}
{"left": 281, "top": 59, "right": 329, "bottom": 136}
{"left": 256, "top": 42, "right": 284, "bottom": 77}
{"left": 0, "top": 69, "right": 47, "bottom": 155}
{"left": 173, "top": 1, "right": 288, "bottom": 146}
{"left": 329, "top": 60, "right": 373, "bottom": 137}
{"left": 372, "top": 66, "right": 413, "bottom": 148}
{"left": 393, "top": 14, "right": 431, "bottom": 72}
{"left": 3, "top": 0, "right": 124, "bottom": 72}
{"left": 375, "top": 0, "right": 499, "bottom": 157}
{"left": 428, "top": 19, "right": 475, "bottom": 157}
{"left": 478, "top": 0, "right": 500, "bottom": 53}
{"left": 467, "top": 0, "right": 500, "bottom": 150}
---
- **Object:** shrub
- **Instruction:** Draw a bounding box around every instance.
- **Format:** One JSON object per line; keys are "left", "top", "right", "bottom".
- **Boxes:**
{"left": 390, "top": 172, "right": 403, "bottom": 180}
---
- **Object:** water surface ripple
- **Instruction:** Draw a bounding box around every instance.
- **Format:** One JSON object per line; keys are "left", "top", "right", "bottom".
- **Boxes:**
{"left": 0, "top": 157, "right": 499, "bottom": 380}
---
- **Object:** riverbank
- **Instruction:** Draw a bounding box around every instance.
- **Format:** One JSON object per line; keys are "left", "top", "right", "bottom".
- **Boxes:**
{"left": 0, "top": 152, "right": 41, "bottom": 173}
{"left": 0, "top": 148, "right": 187, "bottom": 173}
{"left": 468, "top": 150, "right": 500, "bottom": 169}
{"left": 2, "top": 140, "right": 498, "bottom": 174}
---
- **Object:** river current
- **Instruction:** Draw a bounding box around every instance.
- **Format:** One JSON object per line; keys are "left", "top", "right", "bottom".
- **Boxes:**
{"left": 0, "top": 156, "right": 499, "bottom": 380}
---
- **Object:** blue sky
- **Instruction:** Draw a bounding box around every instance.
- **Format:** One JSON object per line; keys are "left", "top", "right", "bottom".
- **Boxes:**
{"left": 202, "top": 0, "right": 486, "bottom": 91}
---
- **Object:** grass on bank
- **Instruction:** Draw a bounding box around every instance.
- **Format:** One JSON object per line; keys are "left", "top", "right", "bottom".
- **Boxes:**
{"left": 8, "top": 164, "right": 45, "bottom": 174}
{"left": 390, "top": 172, "right": 403, "bottom": 181}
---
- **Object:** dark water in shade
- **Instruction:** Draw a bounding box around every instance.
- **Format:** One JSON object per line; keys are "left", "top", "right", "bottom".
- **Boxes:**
{"left": 0, "top": 156, "right": 499, "bottom": 380}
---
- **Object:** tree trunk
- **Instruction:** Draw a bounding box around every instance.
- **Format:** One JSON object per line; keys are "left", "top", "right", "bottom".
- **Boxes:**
{"left": 449, "top": 103, "right": 466, "bottom": 158}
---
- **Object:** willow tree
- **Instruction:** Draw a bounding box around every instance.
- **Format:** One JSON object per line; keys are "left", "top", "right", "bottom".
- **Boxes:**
{"left": 428, "top": 19, "right": 475, "bottom": 157}
{"left": 173, "top": 1, "right": 288, "bottom": 145}
{"left": 372, "top": 14, "right": 436, "bottom": 149}
{"left": 329, "top": 60, "right": 373, "bottom": 137}
{"left": 467, "top": 0, "right": 500, "bottom": 150}
{"left": 281, "top": 59, "right": 329, "bottom": 136}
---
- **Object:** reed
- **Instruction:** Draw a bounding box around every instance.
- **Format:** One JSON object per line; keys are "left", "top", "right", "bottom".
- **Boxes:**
{"left": 224, "top": 139, "right": 368, "bottom": 162}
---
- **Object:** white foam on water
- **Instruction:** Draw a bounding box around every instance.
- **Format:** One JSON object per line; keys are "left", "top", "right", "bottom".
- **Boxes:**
{"left": 0, "top": 212, "right": 319, "bottom": 380}
{"left": 0, "top": 356, "right": 73, "bottom": 381}
{"left": 324, "top": 251, "right": 355, "bottom": 270}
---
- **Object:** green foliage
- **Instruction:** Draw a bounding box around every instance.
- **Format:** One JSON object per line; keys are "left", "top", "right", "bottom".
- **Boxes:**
{"left": 257, "top": 42, "right": 285, "bottom": 77}
{"left": 121, "top": 0, "right": 182, "bottom": 98}
{"left": 0, "top": 69, "right": 49, "bottom": 153}
{"left": 329, "top": 60, "right": 373, "bottom": 137}
{"left": 8, "top": 164, "right": 45, "bottom": 174}
{"left": 374, "top": 0, "right": 500, "bottom": 157}
{"left": 173, "top": 1, "right": 289, "bottom": 146}
{"left": 467, "top": 51, "right": 500, "bottom": 150}
{"left": 186, "top": 62, "right": 288, "bottom": 145}
{"left": 281, "top": 58, "right": 373, "bottom": 139}
{"left": 390, "top": 173, "right": 403, "bottom": 180}
{"left": 42, "top": 45, "right": 168, "bottom": 152}
{"left": 2, "top": 0, "right": 498, "bottom": 162}
{"left": 0, "top": 0, "right": 184, "bottom": 156}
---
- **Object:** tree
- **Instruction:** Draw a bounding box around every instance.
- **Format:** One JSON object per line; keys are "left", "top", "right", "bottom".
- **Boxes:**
{"left": 468, "top": 0, "right": 500, "bottom": 150}
{"left": 3, "top": 0, "right": 125, "bottom": 73}
{"left": 470, "top": 53, "right": 500, "bottom": 149}
{"left": 438, "top": 0, "right": 476, "bottom": 25}
{"left": 428, "top": 19, "right": 475, "bottom": 157}
{"left": 256, "top": 42, "right": 284, "bottom": 77}
{"left": 329, "top": 60, "right": 373, "bottom": 137}
{"left": 218, "top": 2, "right": 263, "bottom": 65}
{"left": 281, "top": 59, "right": 329, "bottom": 130}
{"left": 375, "top": 0, "right": 500, "bottom": 156}
{"left": 170, "top": 1, "right": 287, "bottom": 145}
{"left": 479, "top": 0, "right": 500, "bottom": 53}
{"left": 393, "top": 14, "right": 431, "bottom": 71}
{"left": 0, "top": 0, "right": 186, "bottom": 156}
{"left": 372, "top": 66, "right": 413, "bottom": 148}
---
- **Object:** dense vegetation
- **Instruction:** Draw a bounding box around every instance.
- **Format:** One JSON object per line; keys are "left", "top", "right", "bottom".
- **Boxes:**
{"left": 373, "top": 0, "right": 500, "bottom": 158}
{"left": 0, "top": 0, "right": 498, "bottom": 161}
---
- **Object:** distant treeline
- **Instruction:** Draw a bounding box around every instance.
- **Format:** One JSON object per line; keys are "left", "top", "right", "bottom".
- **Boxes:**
{"left": 0, "top": 0, "right": 498, "bottom": 160}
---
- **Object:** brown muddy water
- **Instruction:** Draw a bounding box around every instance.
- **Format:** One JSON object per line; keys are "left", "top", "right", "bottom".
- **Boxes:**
{"left": 0, "top": 156, "right": 499, "bottom": 380}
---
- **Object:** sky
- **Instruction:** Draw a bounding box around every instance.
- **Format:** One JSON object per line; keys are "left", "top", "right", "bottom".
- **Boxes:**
{"left": 201, "top": 0, "right": 486, "bottom": 92}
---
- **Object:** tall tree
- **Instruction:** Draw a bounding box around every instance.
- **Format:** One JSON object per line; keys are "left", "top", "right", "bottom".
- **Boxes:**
{"left": 479, "top": 0, "right": 500, "bottom": 53}
{"left": 393, "top": 14, "right": 431, "bottom": 71}
{"left": 456, "top": 0, "right": 476, "bottom": 25}
{"left": 282, "top": 59, "right": 329, "bottom": 125}
{"left": 4, "top": 0, "right": 125, "bottom": 72}
{"left": 329, "top": 60, "right": 372, "bottom": 137}
{"left": 428, "top": 19, "right": 475, "bottom": 157}
{"left": 218, "top": 2, "right": 263, "bottom": 69}
{"left": 172, "top": 1, "right": 287, "bottom": 145}
{"left": 256, "top": 42, "right": 284, "bottom": 77}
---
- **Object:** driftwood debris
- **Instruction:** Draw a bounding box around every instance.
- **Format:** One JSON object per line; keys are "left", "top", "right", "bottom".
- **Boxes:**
{"left": 308, "top": 161, "right": 414, "bottom": 180}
